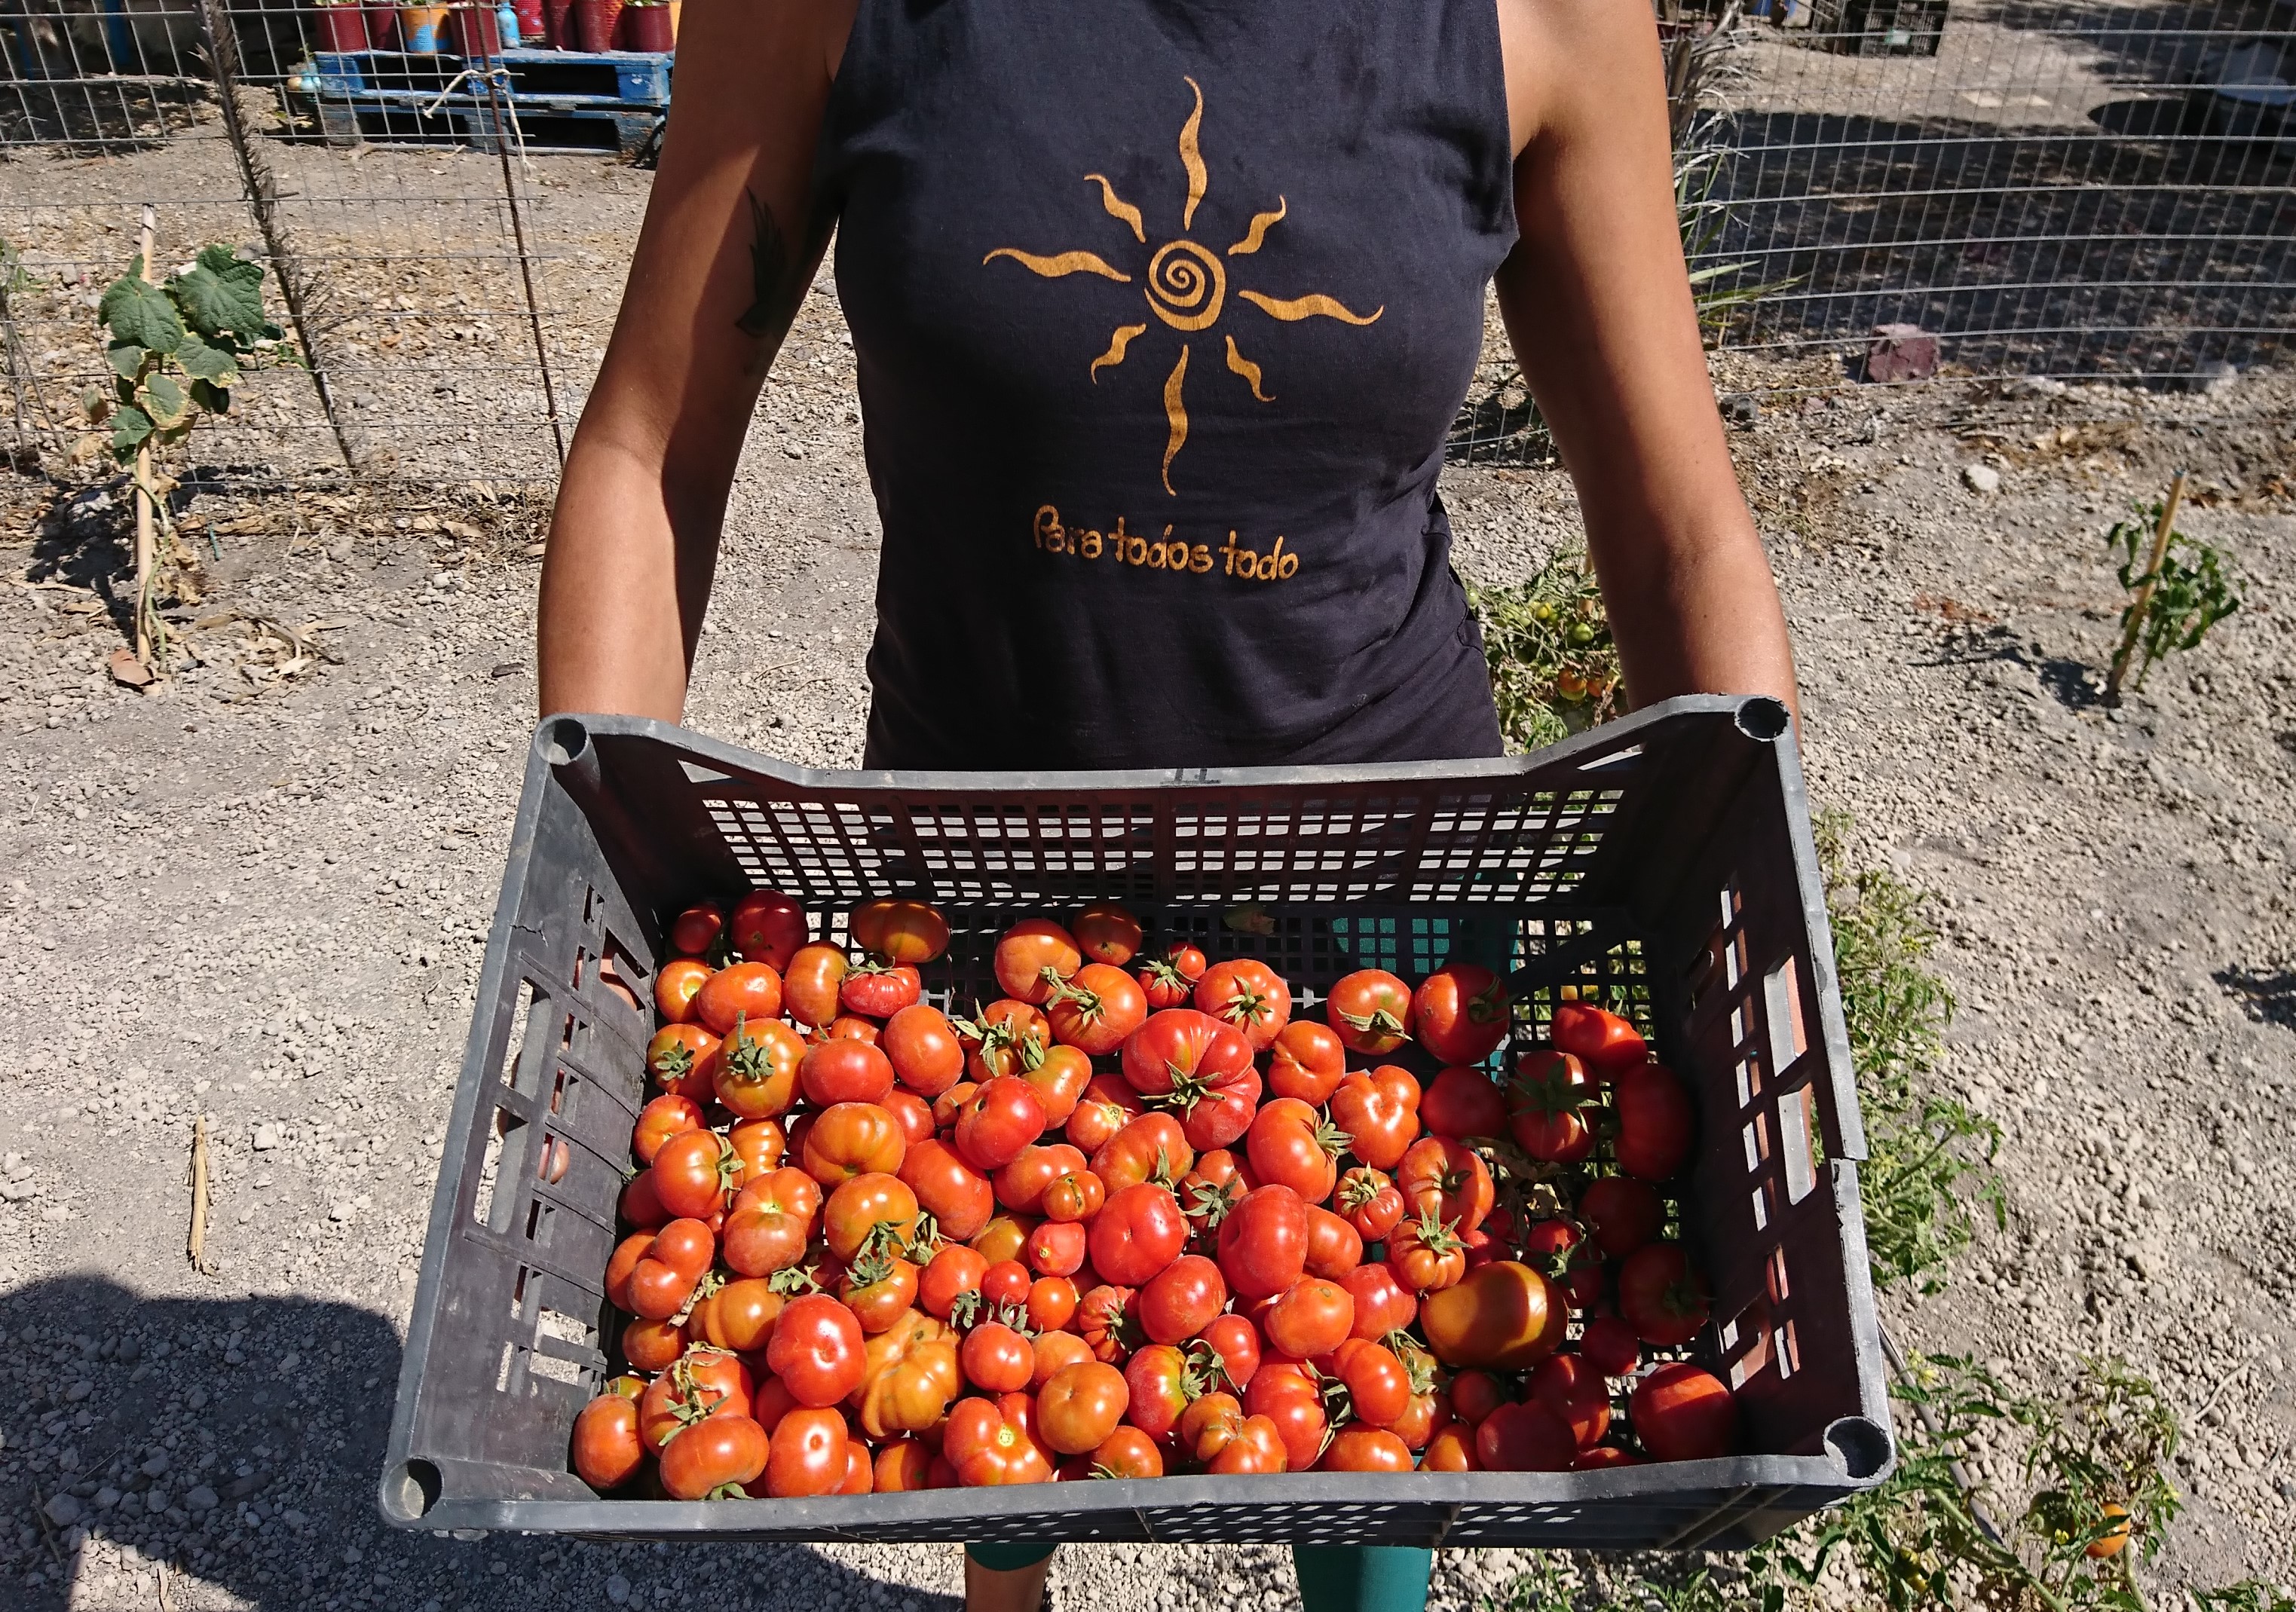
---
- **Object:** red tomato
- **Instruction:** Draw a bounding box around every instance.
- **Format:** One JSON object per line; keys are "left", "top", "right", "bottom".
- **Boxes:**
{"left": 764, "top": 1404, "right": 849, "bottom": 1497}
{"left": 1027, "top": 1219, "right": 1088, "bottom": 1277}
{"left": 633, "top": 1094, "right": 705, "bottom": 1165}
{"left": 1046, "top": 962, "right": 1150, "bottom": 1057}
{"left": 1121, "top": 1344, "right": 1192, "bottom": 1438}
{"left": 1071, "top": 902, "right": 1144, "bottom": 966}
{"left": 1579, "top": 1314, "right": 1642, "bottom": 1378}
{"left": 727, "top": 889, "right": 808, "bottom": 971}
{"left": 728, "top": 1115, "right": 786, "bottom": 1179}
{"left": 1325, "top": 968, "right": 1414, "bottom": 1057}
{"left": 1193, "top": 958, "right": 1291, "bottom": 1050}
{"left": 1136, "top": 943, "right": 1208, "bottom": 1011}
{"left": 1385, "top": 1208, "right": 1468, "bottom": 1294}
{"left": 654, "top": 958, "right": 713, "bottom": 1024}
{"left": 638, "top": 1350, "right": 752, "bottom": 1449}
{"left": 1139, "top": 1253, "right": 1227, "bottom": 1344}
{"left": 1090, "top": 1111, "right": 1195, "bottom": 1196}
{"left": 1202, "top": 1409, "right": 1290, "bottom": 1474}
{"left": 1031, "top": 1329, "right": 1097, "bottom": 1390}
{"left": 1523, "top": 1217, "right": 1604, "bottom": 1310}
{"left": 651, "top": 1129, "right": 736, "bottom": 1220}
{"left": 954, "top": 1075, "right": 1049, "bottom": 1172}
{"left": 1529, "top": 1353, "right": 1613, "bottom": 1449}
{"left": 800, "top": 1038, "right": 896, "bottom": 1108}
{"left": 1477, "top": 1399, "right": 1577, "bottom": 1471}
{"left": 1177, "top": 1149, "right": 1253, "bottom": 1240}
{"left": 1395, "top": 1136, "right": 1495, "bottom": 1231}
{"left": 620, "top": 1168, "right": 669, "bottom": 1229}
{"left": 1119, "top": 1008, "right": 1259, "bottom": 1150}
{"left": 1217, "top": 1183, "right": 1309, "bottom": 1301}
{"left": 1245, "top": 1097, "right": 1345, "bottom": 1204}
{"left": 1413, "top": 963, "right": 1510, "bottom": 1067}
{"left": 1422, "top": 1423, "right": 1481, "bottom": 1471}
{"left": 1578, "top": 1176, "right": 1666, "bottom": 1257}
{"left": 800, "top": 1101, "right": 908, "bottom": 1184}
{"left": 1334, "top": 1165, "right": 1405, "bottom": 1242}
{"left": 1448, "top": 1369, "right": 1508, "bottom": 1426}
{"left": 840, "top": 962, "right": 922, "bottom": 1020}
{"left": 1244, "top": 1371, "right": 1327, "bottom": 1471}
{"left": 1197, "top": 1312, "right": 1261, "bottom": 1393}
{"left": 994, "top": 1142, "right": 1088, "bottom": 1216}
{"left": 822, "top": 1171, "right": 918, "bottom": 1262}
{"left": 780, "top": 941, "right": 848, "bottom": 1029}
{"left": 874, "top": 1437, "right": 942, "bottom": 1493}
{"left": 1318, "top": 1427, "right": 1413, "bottom": 1472}
{"left": 1575, "top": 1445, "right": 1645, "bottom": 1470}
{"left": 994, "top": 918, "right": 1082, "bottom": 1005}
{"left": 1064, "top": 1072, "right": 1147, "bottom": 1154}
{"left": 1264, "top": 1277, "right": 1354, "bottom": 1358}
{"left": 981, "top": 1257, "right": 1033, "bottom": 1307}
{"left": 880, "top": 1003, "right": 964, "bottom": 1097}
{"left": 1021, "top": 1042, "right": 1093, "bottom": 1130}
{"left": 1027, "top": 1275, "right": 1080, "bottom": 1332}
{"left": 1614, "top": 1063, "right": 1694, "bottom": 1181}
{"left": 1303, "top": 1205, "right": 1364, "bottom": 1280}
{"left": 765, "top": 1293, "right": 867, "bottom": 1406}
{"left": 970, "top": 1213, "right": 1032, "bottom": 1266}
{"left": 1420, "top": 1066, "right": 1509, "bottom": 1141}
{"left": 944, "top": 1391, "right": 1055, "bottom": 1485}
{"left": 960, "top": 1323, "right": 1036, "bottom": 1394}
{"left": 1630, "top": 1363, "right": 1738, "bottom": 1462}
{"left": 649, "top": 1216, "right": 715, "bottom": 1280}
{"left": 620, "top": 1317, "right": 685, "bottom": 1374}
{"left": 1332, "top": 1338, "right": 1413, "bottom": 1428}
{"left": 898, "top": 1138, "right": 994, "bottom": 1242}
{"left": 1077, "top": 1284, "right": 1143, "bottom": 1363}
{"left": 1266, "top": 1020, "right": 1348, "bottom": 1104}
{"left": 693, "top": 962, "right": 783, "bottom": 1037}
{"left": 716, "top": 1017, "right": 805, "bottom": 1119}
{"left": 881, "top": 1088, "right": 935, "bottom": 1147}
{"left": 850, "top": 898, "right": 949, "bottom": 965}
{"left": 1550, "top": 1002, "right": 1647, "bottom": 1077}
{"left": 668, "top": 901, "right": 724, "bottom": 959}
{"left": 1330, "top": 1066, "right": 1422, "bottom": 1170}
{"left": 644, "top": 1024, "right": 721, "bottom": 1103}
{"left": 918, "top": 1243, "right": 988, "bottom": 1321}
{"left": 1617, "top": 1241, "right": 1710, "bottom": 1346}
{"left": 572, "top": 1393, "right": 646, "bottom": 1490}
{"left": 1088, "top": 1426, "right": 1164, "bottom": 1479}
{"left": 954, "top": 999, "right": 1051, "bottom": 1084}
{"left": 1339, "top": 1262, "right": 1418, "bottom": 1341}
{"left": 690, "top": 1277, "right": 784, "bottom": 1354}
{"left": 1088, "top": 1182, "right": 1189, "bottom": 1286}
{"left": 1042, "top": 1169, "right": 1107, "bottom": 1225}
{"left": 660, "top": 1413, "right": 770, "bottom": 1499}
{"left": 1508, "top": 1050, "right": 1594, "bottom": 1163}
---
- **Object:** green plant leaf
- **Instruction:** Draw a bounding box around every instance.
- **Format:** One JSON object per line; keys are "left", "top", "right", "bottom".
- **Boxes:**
{"left": 167, "top": 248, "right": 266, "bottom": 341}
{"left": 144, "top": 371, "right": 188, "bottom": 428}
{"left": 106, "top": 340, "right": 147, "bottom": 381}
{"left": 174, "top": 332, "right": 240, "bottom": 387}
{"left": 109, "top": 402, "right": 153, "bottom": 457}
{"left": 188, "top": 378, "right": 231, "bottom": 415}
{"left": 99, "top": 274, "right": 182, "bottom": 353}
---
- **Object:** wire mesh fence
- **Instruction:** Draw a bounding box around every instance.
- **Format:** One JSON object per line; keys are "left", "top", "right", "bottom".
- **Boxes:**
{"left": 0, "top": 0, "right": 2288, "bottom": 485}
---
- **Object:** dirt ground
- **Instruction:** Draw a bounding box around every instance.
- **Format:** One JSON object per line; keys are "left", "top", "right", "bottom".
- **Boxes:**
{"left": 0, "top": 133, "right": 2293, "bottom": 1612}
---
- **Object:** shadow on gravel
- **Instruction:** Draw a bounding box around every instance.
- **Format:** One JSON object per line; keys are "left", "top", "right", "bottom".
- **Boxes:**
{"left": 2216, "top": 968, "right": 2296, "bottom": 1030}
{"left": 5, "top": 1277, "right": 948, "bottom": 1612}
{"left": 1907, "top": 622, "right": 2109, "bottom": 711}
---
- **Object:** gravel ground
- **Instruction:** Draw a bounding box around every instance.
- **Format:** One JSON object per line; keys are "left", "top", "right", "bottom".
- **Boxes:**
{"left": 2, "top": 146, "right": 2294, "bottom": 1609}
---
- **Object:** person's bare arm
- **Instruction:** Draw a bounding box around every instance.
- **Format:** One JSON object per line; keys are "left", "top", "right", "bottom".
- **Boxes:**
{"left": 1493, "top": 0, "right": 1799, "bottom": 720}
{"left": 536, "top": 0, "right": 856, "bottom": 720}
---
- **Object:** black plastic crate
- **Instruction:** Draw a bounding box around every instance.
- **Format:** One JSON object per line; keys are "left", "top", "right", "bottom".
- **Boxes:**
{"left": 378, "top": 696, "right": 1893, "bottom": 1547}
{"left": 1808, "top": 0, "right": 1949, "bottom": 56}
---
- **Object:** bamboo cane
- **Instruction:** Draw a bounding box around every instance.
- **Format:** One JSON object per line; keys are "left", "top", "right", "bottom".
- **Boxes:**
{"left": 2105, "top": 470, "right": 2187, "bottom": 704}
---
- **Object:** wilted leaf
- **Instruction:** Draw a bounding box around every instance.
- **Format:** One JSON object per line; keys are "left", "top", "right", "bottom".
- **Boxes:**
{"left": 108, "top": 647, "right": 155, "bottom": 688}
{"left": 70, "top": 433, "right": 107, "bottom": 463}
{"left": 109, "top": 403, "right": 152, "bottom": 457}
{"left": 168, "top": 248, "right": 266, "bottom": 341}
{"left": 145, "top": 372, "right": 188, "bottom": 428}
{"left": 175, "top": 332, "right": 240, "bottom": 387}
{"left": 99, "top": 274, "right": 182, "bottom": 353}
{"left": 106, "top": 340, "right": 146, "bottom": 381}
{"left": 79, "top": 386, "right": 112, "bottom": 424}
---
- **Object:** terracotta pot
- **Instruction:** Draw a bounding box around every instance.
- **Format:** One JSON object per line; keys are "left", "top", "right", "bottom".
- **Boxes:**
{"left": 397, "top": 4, "right": 448, "bottom": 50}
{"left": 541, "top": 0, "right": 573, "bottom": 46}
{"left": 363, "top": 4, "right": 398, "bottom": 45}
{"left": 512, "top": 0, "right": 544, "bottom": 44}
{"left": 448, "top": 2, "right": 501, "bottom": 57}
{"left": 622, "top": 2, "right": 669, "bottom": 50}
{"left": 573, "top": 0, "right": 620, "bottom": 51}
{"left": 313, "top": 0, "right": 371, "bottom": 50}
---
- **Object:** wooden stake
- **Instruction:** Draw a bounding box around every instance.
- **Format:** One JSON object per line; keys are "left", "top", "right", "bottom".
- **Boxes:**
{"left": 133, "top": 204, "right": 157, "bottom": 669}
{"left": 2105, "top": 470, "right": 2187, "bottom": 703}
{"left": 188, "top": 1113, "right": 212, "bottom": 1273}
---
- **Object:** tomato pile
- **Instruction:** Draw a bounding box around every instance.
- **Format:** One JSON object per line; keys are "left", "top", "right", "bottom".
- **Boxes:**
{"left": 570, "top": 891, "right": 1740, "bottom": 1500}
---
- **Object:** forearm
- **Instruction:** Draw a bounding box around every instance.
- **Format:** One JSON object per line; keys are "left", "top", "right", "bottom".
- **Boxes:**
{"left": 1585, "top": 494, "right": 1799, "bottom": 719}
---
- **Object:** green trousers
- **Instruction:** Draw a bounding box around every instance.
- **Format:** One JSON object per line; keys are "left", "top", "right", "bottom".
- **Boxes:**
{"left": 966, "top": 1543, "right": 1433, "bottom": 1612}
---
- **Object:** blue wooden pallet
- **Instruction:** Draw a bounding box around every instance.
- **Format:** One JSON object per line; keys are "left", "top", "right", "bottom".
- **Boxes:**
{"left": 287, "top": 47, "right": 669, "bottom": 154}
{"left": 307, "top": 47, "right": 672, "bottom": 106}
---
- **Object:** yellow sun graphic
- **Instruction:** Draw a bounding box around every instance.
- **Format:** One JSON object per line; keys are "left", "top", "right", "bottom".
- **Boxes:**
{"left": 984, "top": 76, "right": 1384, "bottom": 496}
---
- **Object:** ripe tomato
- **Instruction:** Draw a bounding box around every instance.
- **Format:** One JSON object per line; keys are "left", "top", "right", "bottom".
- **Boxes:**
{"left": 953, "top": 1075, "right": 1048, "bottom": 1171}
{"left": 721, "top": 1166, "right": 819, "bottom": 1274}
{"left": 1089, "top": 1426, "right": 1164, "bottom": 1479}
{"left": 1177, "top": 1149, "right": 1253, "bottom": 1240}
{"left": 1139, "top": 1253, "right": 1227, "bottom": 1344}
{"left": 944, "top": 1391, "right": 1055, "bottom": 1485}
{"left": 1266, "top": 1020, "right": 1348, "bottom": 1104}
{"left": 1245, "top": 1097, "right": 1345, "bottom": 1204}
{"left": 994, "top": 1142, "right": 1088, "bottom": 1216}
{"left": 572, "top": 1392, "right": 647, "bottom": 1490}
{"left": 620, "top": 1168, "right": 669, "bottom": 1229}
{"left": 1091, "top": 1112, "right": 1194, "bottom": 1195}
{"left": 1197, "top": 1311, "right": 1261, "bottom": 1393}
{"left": 881, "top": 1088, "right": 935, "bottom": 1147}
{"left": 874, "top": 1437, "right": 941, "bottom": 1493}
{"left": 954, "top": 999, "right": 1051, "bottom": 1081}
{"left": 1334, "top": 1166, "right": 1405, "bottom": 1242}
{"left": 1046, "top": 963, "right": 1150, "bottom": 1057}
{"left": 669, "top": 901, "right": 725, "bottom": 959}
{"left": 1318, "top": 1427, "right": 1413, "bottom": 1472}
{"left": 1303, "top": 1206, "right": 1364, "bottom": 1280}
{"left": 1396, "top": 1136, "right": 1495, "bottom": 1231}
{"left": 823, "top": 1171, "right": 919, "bottom": 1262}
{"left": 649, "top": 1216, "right": 715, "bottom": 1280}
{"left": 1064, "top": 1072, "right": 1147, "bottom": 1153}
{"left": 725, "top": 889, "right": 807, "bottom": 971}
{"left": 1200, "top": 1406, "right": 1290, "bottom": 1474}
{"left": 1578, "top": 1175, "right": 1665, "bottom": 1257}
{"left": 1330, "top": 1066, "right": 1422, "bottom": 1169}
{"left": 980, "top": 1257, "right": 1033, "bottom": 1305}
{"left": 1042, "top": 1169, "right": 1106, "bottom": 1225}
{"left": 651, "top": 1129, "right": 737, "bottom": 1220}
{"left": 1325, "top": 1338, "right": 1413, "bottom": 1432}
{"left": 1122, "top": 1344, "right": 1193, "bottom": 1438}
{"left": 1385, "top": 1209, "right": 1468, "bottom": 1295}
{"left": 620, "top": 1316, "right": 686, "bottom": 1373}
{"left": 974, "top": 1222, "right": 1034, "bottom": 1271}
{"left": 1027, "top": 1275, "right": 1079, "bottom": 1332}
{"left": 638, "top": 1350, "right": 753, "bottom": 1449}
{"left": 1614, "top": 1063, "right": 1693, "bottom": 1180}
{"left": 2088, "top": 1504, "right": 2134, "bottom": 1561}
{"left": 633, "top": 1094, "right": 705, "bottom": 1165}
{"left": 780, "top": 941, "right": 849, "bottom": 1029}
{"left": 840, "top": 960, "right": 922, "bottom": 1020}
{"left": 1030, "top": 1328, "right": 1097, "bottom": 1389}
{"left": 715, "top": 1017, "right": 804, "bottom": 1119}
{"left": 1193, "top": 958, "right": 1290, "bottom": 1050}
{"left": 1630, "top": 1362, "right": 1737, "bottom": 1462}
{"left": 850, "top": 898, "right": 949, "bottom": 965}
{"left": 1245, "top": 1370, "right": 1327, "bottom": 1471}
{"left": 1447, "top": 1369, "right": 1508, "bottom": 1425}
{"left": 1422, "top": 1423, "right": 1481, "bottom": 1471}
{"left": 654, "top": 958, "right": 714, "bottom": 1024}
{"left": 796, "top": 1038, "right": 894, "bottom": 1109}
{"left": 1508, "top": 1050, "right": 1593, "bottom": 1162}
{"left": 1119, "top": 1009, "right": 1257, "bottom": 1146}
{"left": 1326, "top": 968, "right": 1413, "bottom": 1057}
{"left": 1077, "top": 1283, "right": 1143, "bottom": 1363}
{"left": 1027, "top": 1219, "right": 1088, "bottom": 1277}
{"left": 1413, "top": 963, "right": 1510, "bottom": 1066}
{"left": 960, "top": 1322, "right": 1036, "bottom": 1394}
{"left": 659, "top": 1412, "right": 769, "bottom": 1499}
{"left": 801, "top": 1101, "right": 908, "bottom": 1184}
{"left": 1136, "top": 943, "right": 1208, "bottom": 1011}
{"left": 693, "top": 962, "right": 783, "bottom": 1037}
{"left": 1523, "top": 1217, "right": 1604, "bottom": 1310}
{"left": 919, "top": 1243, "right": 988, "bottom": 1320}
{"left": 690, "top": 1277, "right": 784, "bottom": 1354}
{"left": 1617, "top": 1241, "right": 1710, "bottom": 1345}
{"left": 1421, "top": 1066, "right": 1509, "bottom": 1141}
{"left": 880, "top": 1002, "right": 964, "bottom": 1097}
{"left": 645, "top": 1024, "right": 721, "bottom": 1103}
{"left": 1339, "top": 1261, "right": 1417, "bottom": 1341}
{"left": 1217, "top": 1183, "right": 1309, "bottom": 1301}
{"left": 764, "top": 1404, "right": 849, "bottom": 1497}
{"left": 1088, "top": 1182, "right": 1189, "bottom": 1286}
{"left": 765, "top": 1293, "right": 867, "bottom": 1406}
{"left": 1476, "top": 1400, "right": 1576, "bottom": 1471}
{"left": 840, "top": 1440, "right": 874, "bottom": 1494}
{"left": 1039, "top": 1360, "right": 1130, "bottom": 1454}
{"left": 727, "top": 1115, "right": 786, "bottom": 1179}
{"left": 995, "top": 918, "right": 1082, "bottom": 1005}
{"left": 841, "top": 1253, "right": 920, "bottom": 1332}
{"left": 1579, "top": 1314, "right": 1641, "bottom": 1378}
{"left": 1575, "top": 1445, "right": 1644, "bottom": 1470}
{"left": 899, "top": 1137, "right": 994, "bottom": 1241}
{"left": 1421, "top": 1261, "right": 1569, "bottom": 1369}
{"left": 1264, "top": 1277, "right": 1355, "bottom": 1358}
{"left": 1550, "top": 1001, "right": 1646, "bottom": 1077}
{"left": 1529, "top": 1352, "right": 1612, "bottom": 1449}
{"left": 1071, "top": 902, "right": 1143, "bottom": 966}
{"left": 1020, "top": 1042, "right": 1092, "bottom": 1128}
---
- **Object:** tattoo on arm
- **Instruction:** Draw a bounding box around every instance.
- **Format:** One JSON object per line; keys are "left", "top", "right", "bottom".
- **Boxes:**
{"left": 735, "top": 189, "right": 803, "bottom": 342}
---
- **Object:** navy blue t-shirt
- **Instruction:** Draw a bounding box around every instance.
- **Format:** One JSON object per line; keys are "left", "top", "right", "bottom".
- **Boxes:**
{"left": 817, "top": 0, "right": 1519, "bottom": 768}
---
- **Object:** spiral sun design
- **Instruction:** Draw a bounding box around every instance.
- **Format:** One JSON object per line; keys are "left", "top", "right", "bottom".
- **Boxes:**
{"left": 984, "top": 77, "right": 1383, "bottom": 496}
